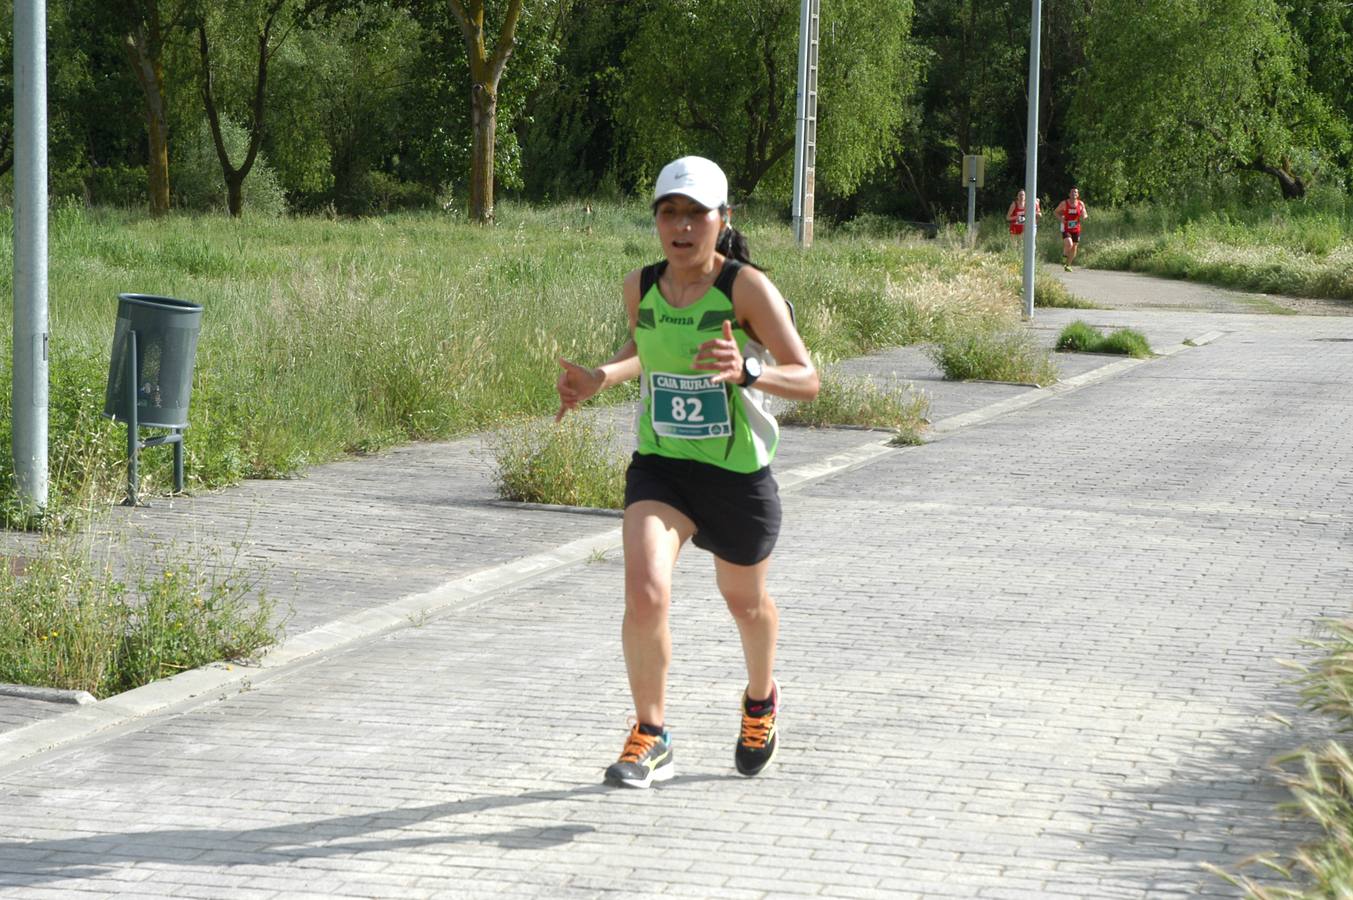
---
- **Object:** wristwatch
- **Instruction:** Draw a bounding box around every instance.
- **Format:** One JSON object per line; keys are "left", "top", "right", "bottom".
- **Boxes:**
{"left": 739, "top": 355, "right": 763, "bottom": 388}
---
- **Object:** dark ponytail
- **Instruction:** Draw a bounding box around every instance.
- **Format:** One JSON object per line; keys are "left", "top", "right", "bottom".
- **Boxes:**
{"left": 716, "top": 210, "right": 758, "bottom": 268}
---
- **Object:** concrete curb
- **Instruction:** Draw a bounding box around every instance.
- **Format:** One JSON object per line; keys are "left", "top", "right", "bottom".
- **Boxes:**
{"left": 0, "top": 684, "right": 97, "bottom": 705}
{"left": 0, "top": 333, "right": 1214, "bottom": 769}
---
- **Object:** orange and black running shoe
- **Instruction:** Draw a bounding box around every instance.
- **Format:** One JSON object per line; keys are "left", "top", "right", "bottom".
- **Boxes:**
{"left": 735, "top": 680, "right": 780, "bottom": 777}
{"left": 604, "top": 723, "right": 674, "bottom": 789}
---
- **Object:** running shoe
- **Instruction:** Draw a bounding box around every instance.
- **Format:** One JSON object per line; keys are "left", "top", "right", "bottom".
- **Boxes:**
{"left": 1063, "top": 263, "right": 1072, "bottom": 272}
{"left": 604, "top": 724, "right": 674, "bottom": 788}
{"left": 735, "top": 680, "right": 780, "bottom": 777}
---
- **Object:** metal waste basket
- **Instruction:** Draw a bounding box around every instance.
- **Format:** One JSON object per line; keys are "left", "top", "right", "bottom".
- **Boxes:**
{"left": 103, "top": 294, "right": 203, "bottom": 505}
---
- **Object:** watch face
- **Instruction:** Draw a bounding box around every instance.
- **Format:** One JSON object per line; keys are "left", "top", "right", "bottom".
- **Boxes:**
{"left": 745, "top": 357, "right": 762, "bottom": 377}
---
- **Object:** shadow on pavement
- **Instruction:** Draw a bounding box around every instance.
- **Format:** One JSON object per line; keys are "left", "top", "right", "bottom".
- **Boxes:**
{"left": 0, "top": 774, "right": 725, "bottom": 888}
{"left": 1064, "top": 705, "right": 1334, "bottom": 897}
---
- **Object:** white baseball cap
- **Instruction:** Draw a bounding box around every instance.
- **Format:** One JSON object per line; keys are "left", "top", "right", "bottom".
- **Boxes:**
{"left": 653, "top": 156, "right": 728, "bottom": 210}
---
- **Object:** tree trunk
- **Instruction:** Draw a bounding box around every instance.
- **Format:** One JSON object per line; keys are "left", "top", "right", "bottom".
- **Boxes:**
{"left": 1267, "top": 165, "right": 1306, "bottom": 200}
{"left": 125, "top": 27, "right": 171, "bottom": 215}
{"left": 226, "top": 175, "right": 245, "bottom": 217}
{"left": 447, "top": 0, "right": 525, "bottom": 225}
{"left": 469, "top": 82, "right": 496, "bottom": 224}
{"left": 1245, "top": 157, "right": 1307, "bottom": 199}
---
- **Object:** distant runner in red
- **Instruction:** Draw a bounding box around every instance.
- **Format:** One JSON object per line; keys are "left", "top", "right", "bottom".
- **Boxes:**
{"left": 1054, "top": 187, "right": 1087, "bottom": 271}
{"left": 1006, "top": 189, "right": 1040, "bottom": 244}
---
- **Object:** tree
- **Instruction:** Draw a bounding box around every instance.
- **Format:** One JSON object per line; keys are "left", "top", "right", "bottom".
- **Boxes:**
{"left": 114, "top": 0, "right": 195, "bottom": 214}
{"left": 195, "top": 0, "right": 298, "bottom": 216}
{"left": 617, "top": 0, "right": 916, "bottom": 202}
{"left": 445, "top": 0, "right": 525, "bottom": 223}
{"left": 1072, "top": 0, "right": 1336, "bottom": 202}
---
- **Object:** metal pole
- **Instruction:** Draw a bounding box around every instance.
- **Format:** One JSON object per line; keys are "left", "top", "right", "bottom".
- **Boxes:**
{"left": 967, "top": 182, "right": 977, "bottom": 248}
{"left": 1021, "top": 0, "right": 1043, "bottom": 320}
{"left": 791, "top": 0, "right": 811, "bottom": 245}
{"left": 124, "top": 330, "right": 139, "bottom": 507}
{"left": 13, "top": 0, "right": 50, "bottom": 510}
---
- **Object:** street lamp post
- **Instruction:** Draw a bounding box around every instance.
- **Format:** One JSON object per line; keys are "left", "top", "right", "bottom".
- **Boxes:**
{"left": 13, "top": 0, "right": 50, "bottom": 510}
{"left": 1021, "top": 0, "right": 1042, "bottom": 320}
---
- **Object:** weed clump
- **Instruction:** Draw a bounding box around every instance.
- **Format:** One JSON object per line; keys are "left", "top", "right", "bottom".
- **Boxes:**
{"left": 1055, "top": 321, "right": 1152, "bottom": 358}
{"left": 492, "top": 416, "right": 627, "bottom": 509}
{"left": 0, "top": 538, "right": 279, "bottom": 698}
{"left": 780, "top": 370, "right": 930, "bottom": 445}
{"left": 927, "top": 327, "right": 1058, "bottom": 386}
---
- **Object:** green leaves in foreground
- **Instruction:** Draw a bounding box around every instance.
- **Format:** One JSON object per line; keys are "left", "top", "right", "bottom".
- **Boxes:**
{"left": 927, "top": 327, "right": 1059, "bottom": 387}
{"left": 780, "top": 370, "right": 930, "bottom": 447}
{"left": 0, "top": 539, "right": 280, "bottom": 698}
{"left": 492, "top": 416, "right": 628, "bottom": 510}
{"left": 1056, "top": 321, "right": 1153, "bottom": 358}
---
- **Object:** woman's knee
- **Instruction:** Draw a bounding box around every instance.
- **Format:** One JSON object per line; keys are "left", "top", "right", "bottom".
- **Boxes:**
{"left": 625, "top": 574, "right": 670, "bottom": 621}
{"left": 723, "top": 587, "right": 773, "bottom": 622}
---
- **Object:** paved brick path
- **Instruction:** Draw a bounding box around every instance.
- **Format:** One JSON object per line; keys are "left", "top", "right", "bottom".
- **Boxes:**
{"left": 1, "top": 275, "right": 1351, "bottom": 897}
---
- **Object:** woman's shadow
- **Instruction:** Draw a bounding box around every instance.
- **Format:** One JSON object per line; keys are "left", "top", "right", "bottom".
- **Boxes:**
{"left": 0, "top": 774, "right": 724, "bottom": 888}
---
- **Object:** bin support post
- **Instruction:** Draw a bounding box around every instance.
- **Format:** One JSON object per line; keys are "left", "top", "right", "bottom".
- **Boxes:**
{"left": 173, "top": 428, "right": 184, "bottom": 493}
{"left": 122, "top": 329, "right": 140, "bottom": 507}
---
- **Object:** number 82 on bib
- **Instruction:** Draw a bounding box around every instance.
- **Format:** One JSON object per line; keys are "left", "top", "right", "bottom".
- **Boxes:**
{"left": 650, "top": 372, "right": 733, "bottom": 439}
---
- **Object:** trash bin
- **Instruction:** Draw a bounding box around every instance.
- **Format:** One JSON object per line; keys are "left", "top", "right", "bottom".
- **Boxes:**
{"left": 103, "top": 294, "right": 203, "bottom": 428}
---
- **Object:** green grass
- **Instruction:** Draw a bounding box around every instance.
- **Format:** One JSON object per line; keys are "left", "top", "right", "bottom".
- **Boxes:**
{"left": 1055, "top": 321, "right": 1153, "bottom": 358}
{"left": 927, "top": 326, "right": 1058, "bottom": 386}
{"left": 1035, "top": 272, "right": 1096, "bottom": 309}
{"left": 0, "top": 201, "right": 1045, "bottom": 523}
{"left": 0, "top": 534, "right": 280, "bottom": 698}
{"left": 1042, "top": 195, "right": 1353, "bottom": 302}
{"left": 780, "top": 369, "right": 930, "bottom": 445}
{"left": 490, "top": 415, "right": 628, "bottom": 509}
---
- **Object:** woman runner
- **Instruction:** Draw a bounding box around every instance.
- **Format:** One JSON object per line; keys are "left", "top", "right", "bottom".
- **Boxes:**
{"left": 1054, "top": 186, "right": 1088, "bottom": 271}
{"left": 555, "top": 156, "right": 819, "bottom": 788}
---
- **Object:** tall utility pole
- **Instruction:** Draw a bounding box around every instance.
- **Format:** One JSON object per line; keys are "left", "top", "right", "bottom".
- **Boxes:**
{"left": 791, "top": 0, "right": 819, "bottom": 248}
{"left": 13, "top": 0, "right": 50, "bottom": 510}
{"left": 1021, "top": 0, "right": 1042, "bottom": 320}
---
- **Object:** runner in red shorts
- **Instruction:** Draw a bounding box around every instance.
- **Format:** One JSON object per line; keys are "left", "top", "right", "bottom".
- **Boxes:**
{"left": 1006, "top": 189, "right": 1040, "bottom": 246}
{"left": 1054, "top": 186, "right": 1087, "bottom": 271}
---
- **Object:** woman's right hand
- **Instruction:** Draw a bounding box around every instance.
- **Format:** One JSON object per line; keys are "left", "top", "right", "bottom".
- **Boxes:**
{"left": 555, "top": 357, "right": 605, "bottom": 421}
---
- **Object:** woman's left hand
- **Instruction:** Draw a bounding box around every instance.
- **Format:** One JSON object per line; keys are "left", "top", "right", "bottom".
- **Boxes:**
{"left": 693, "top": 319, "right": 744, "bottom": 384}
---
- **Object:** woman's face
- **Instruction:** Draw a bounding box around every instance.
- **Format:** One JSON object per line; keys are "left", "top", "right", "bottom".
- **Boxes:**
{"left": 1017, "top": 190, "right": 1026, "bottom": 203}
{"left": 655, "top": 195, "right": 723, "bottom": 266}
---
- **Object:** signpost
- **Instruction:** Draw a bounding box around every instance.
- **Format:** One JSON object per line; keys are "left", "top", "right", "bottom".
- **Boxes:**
{"left": 963, "top": 154, "right": 984, "bottom": 248}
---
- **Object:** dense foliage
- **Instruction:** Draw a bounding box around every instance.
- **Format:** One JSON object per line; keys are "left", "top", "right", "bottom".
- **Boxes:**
{"left": 0, "top": 0, "right": 1349, "bottom": 219}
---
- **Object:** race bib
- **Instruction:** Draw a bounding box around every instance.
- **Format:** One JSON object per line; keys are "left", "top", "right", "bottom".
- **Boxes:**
{"left": 650, "top": 372, "right": 733, "bottom": 439}
{"left": 1016, "top": 214, "right": 1026, "bottom": 224}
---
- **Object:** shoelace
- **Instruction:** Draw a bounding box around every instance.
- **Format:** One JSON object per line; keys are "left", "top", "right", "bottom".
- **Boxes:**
{"left": 619, "top": 728, "right": 659, "bottom": 763}
{"left": 739, "top": 711, "right": 774, "bottom": 749}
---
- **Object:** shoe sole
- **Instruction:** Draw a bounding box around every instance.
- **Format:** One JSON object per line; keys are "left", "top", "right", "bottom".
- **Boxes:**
{"left": 605, "top": 762, "right": 675, "bottom": 789}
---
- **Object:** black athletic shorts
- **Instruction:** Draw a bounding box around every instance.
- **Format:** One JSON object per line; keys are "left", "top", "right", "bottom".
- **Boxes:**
{"left": 1062, "top": 229, "right": 1080, "bottom": 244}
{"left": 624, "top": 452, "right": 781, "bottom": 566}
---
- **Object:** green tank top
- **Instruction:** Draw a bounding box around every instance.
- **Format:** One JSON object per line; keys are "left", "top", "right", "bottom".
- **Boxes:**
{"left": 633, "top": 259, "right": 779, "bottom": 473}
